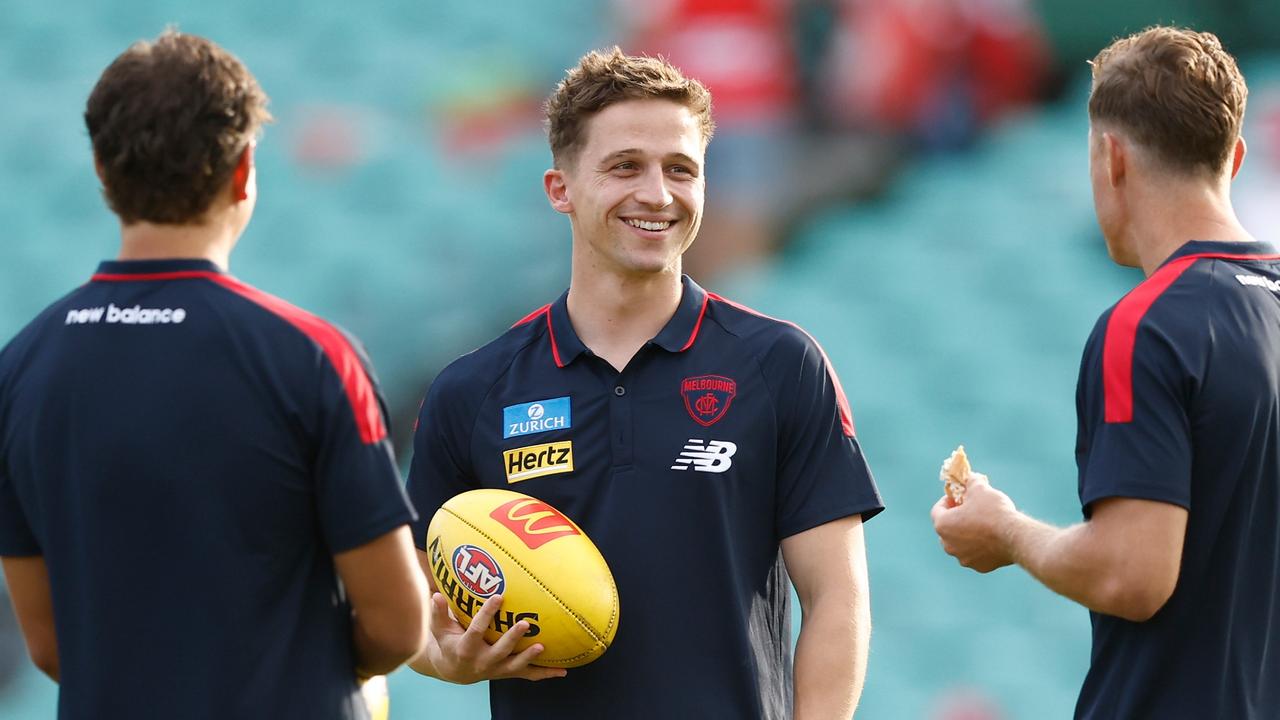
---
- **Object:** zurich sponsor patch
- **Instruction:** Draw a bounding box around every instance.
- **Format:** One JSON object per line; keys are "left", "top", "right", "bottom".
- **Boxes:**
{"left": 503, "top": 396, "right": 571, "bottom": 439}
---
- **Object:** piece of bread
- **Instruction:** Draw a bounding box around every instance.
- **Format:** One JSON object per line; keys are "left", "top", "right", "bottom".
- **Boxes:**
{"left": 940, "top": 445, "right": 971, "bottom": 504}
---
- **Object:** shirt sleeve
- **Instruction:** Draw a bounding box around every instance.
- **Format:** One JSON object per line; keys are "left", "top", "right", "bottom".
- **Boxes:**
{"left": 0, "top": 356, "right": 39, "bottom": 556}
{"left": 312, "top": 341, "right": 417, "bottom": 554}
{"left": 0, "top": 466, "right": 40, "bottom": 556}
{"left": 1076, "top": 311, "right": 1195, "bottom": 515}
{"left": 769, "top": 330, "right": 884, "bottom": 539}
{"left": 405, "top": 366, "right": 480, "bottom": 552}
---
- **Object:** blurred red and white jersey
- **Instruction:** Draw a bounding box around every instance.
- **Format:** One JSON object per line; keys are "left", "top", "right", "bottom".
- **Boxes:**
{"left": 617, "top": 0, "right": 798, "bottom": 126}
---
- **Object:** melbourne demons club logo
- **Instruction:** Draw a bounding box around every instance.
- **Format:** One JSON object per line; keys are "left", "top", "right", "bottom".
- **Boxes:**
{"left": 490, "top": 498, "right": 581, "bottom": 550}
{"left": 451, "top": 545, "right": 506, "bottom": 598}
{"left": 681, "top": 375, "right": 737, "bottom": 426}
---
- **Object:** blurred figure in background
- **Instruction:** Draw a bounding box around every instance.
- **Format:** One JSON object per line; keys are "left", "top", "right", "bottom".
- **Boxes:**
{"left": 0, "top": 31, "right": 427, "bottom": 719}
{"left": 613, "top": 0, "right": 1052, "bottom": 281}
{"left": 932, "top": 26, "right": 1280, "bottom": 719}
{"left": 821, "top": 0, "right": 1051, "bottom": 149}
{"left": 929, "top": 687, "right": 1006, "bottom": 720}
{"left": 615, "top": 0, "right": 801, "bottom": 279}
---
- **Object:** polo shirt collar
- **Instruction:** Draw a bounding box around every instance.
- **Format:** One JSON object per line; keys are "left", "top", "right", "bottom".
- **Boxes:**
{"left": 93, "top": 258, "right": 225, "bottom": 278}
{"left": 651, "top": 275, "right": 710, "bottom": 352}
{"left": 546, "top": 275, "right": 710, "bottom": 368}
{"left": 1161, "top": 239, "right": 1280, "bottom": 268}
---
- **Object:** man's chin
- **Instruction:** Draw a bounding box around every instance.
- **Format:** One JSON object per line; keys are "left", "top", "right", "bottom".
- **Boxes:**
{"left": 615, "top": 255, "right": 681, "bottom": 277}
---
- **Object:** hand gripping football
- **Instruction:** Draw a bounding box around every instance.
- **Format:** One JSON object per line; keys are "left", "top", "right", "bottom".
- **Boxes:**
{"left": 426, "top": 488, "right": 619, "bottom": 667}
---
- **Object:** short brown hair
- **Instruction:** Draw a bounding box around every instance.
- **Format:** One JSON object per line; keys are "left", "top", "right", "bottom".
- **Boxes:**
{"left": 85, "top": 30, "right": 271, "bottom": 225}
{"left": 545, "top": 47, "right": 714, "bottom": 166}
{"left": 1088, "top": 26, "right": 1247, "bottom": 176}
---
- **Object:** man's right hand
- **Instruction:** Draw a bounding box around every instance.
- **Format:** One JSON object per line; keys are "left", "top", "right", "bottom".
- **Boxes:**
{"left": 418, "top": 592, "right": 568, "bottom": 683}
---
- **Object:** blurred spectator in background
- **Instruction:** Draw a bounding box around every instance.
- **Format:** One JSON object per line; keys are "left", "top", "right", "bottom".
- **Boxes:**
{"left": 293, "top": 105, "right": 369, "bottom": 171}
{"left": 431, "top": 58, "right": 546, "bottom": 163}
{"left": 1237, "top": 89, "right": 1280, "bottom": 234}
{"left": 821, "top": 0, "right": 1051, "bottom": 149}
{"left": 930, "top": 687, "right": 1007, "bottom": 720}
{"left": 613, "top": 0, "right": 1052, "bottom": 281}
{"left": 616, "top": 0, "right": 802, "bottom": 279}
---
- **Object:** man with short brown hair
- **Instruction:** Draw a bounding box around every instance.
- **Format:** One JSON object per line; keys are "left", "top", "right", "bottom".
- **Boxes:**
{"left": 0, "top": 31, "right": 428, "bottom": 718}
{"left": 932, "top": 26, "right": 1279, "bottom": 719}
{"left": 408, "top": 47, "right": 882, "bottom": 718}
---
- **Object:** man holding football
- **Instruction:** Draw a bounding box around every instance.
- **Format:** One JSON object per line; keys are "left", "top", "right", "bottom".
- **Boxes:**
{"left": 408, "top": 48, "right": 883, "bottom": 719}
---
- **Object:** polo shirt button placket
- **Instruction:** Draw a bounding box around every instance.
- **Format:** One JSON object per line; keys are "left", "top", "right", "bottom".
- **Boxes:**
{"left": 610, "top": 382, "right": 633, "bottom": 467}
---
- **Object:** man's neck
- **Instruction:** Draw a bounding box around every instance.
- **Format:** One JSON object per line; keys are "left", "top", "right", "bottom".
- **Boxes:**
{"left": 1130, "top": 180, "right": 1254, "bottom": 276}
{"left": 117, "top": 219, "right": 236, "bottom": 271}
{"left": 565, "top": 266, "right": 684, "bottom": 373}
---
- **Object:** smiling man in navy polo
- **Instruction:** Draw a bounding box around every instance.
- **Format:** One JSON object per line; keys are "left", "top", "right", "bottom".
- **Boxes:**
{"left": 406, "top": 49, "right": 883, "bottom": 719}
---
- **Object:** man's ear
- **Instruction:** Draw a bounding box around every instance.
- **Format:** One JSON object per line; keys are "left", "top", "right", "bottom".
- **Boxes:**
{"left": 544, "top": 168, "right": 572, "bottom": 215}
{"left": 93, "top": 156, "right": 107, "bottom": 185}
{"left": 1230, "top": 136, "right": 1246, "bottom": 179}
{"left": 1104, "top": 132, "right": 1126, "bottom": 189}
{"left": 231, "top": 144, "right": 254, "bottom": 202}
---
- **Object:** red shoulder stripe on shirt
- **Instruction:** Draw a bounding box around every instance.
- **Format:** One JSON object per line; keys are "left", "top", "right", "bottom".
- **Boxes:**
{"left": 1102, "top": 252, "right": 1280, "bottom": 423}
{"left": 92, "top": 269, "right": 388, "bottom": 443}
{"left": 706, "top": 293, "right": 856, "bottom": 437}
{"left": 210, "top": 276, "right": 388, "bottom": 444}
{"left": 512, "top": 304, "right": 551, "bottom": 327}
{"left": 511, "top": 304, "right": 563, "bottom": 368}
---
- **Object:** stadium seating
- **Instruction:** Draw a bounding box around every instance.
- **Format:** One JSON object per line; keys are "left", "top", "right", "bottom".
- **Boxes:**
{"left": 1, "top": 1, "right": 1278, "bottom": 715}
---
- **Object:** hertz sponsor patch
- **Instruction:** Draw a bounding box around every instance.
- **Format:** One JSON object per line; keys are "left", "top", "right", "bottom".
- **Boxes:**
{"left": 504, "top": 441, "right": 574, "bottom": 483}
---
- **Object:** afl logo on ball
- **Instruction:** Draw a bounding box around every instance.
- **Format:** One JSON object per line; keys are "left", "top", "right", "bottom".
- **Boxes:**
{"left": 452, "top": 545, "right": 506, "bottom": 598}
{"left": 681, "top": 375, "right": 737, "bottom": 426}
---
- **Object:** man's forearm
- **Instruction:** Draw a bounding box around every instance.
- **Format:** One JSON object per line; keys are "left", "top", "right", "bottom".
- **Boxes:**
{"left": 1005, "top": 512, "right": 1160, "bottom": 621}
{"left": 793, "top": 593, "right": 869, "bottom": 719}
{"left": 935, "top": 484, "right": 1184, "bottom": 622}
{"left": 351, "top": 615, "right": 422, "bottom": 678}
{"left": 1005, "top": 514, "right": 1104, "bottom": 605}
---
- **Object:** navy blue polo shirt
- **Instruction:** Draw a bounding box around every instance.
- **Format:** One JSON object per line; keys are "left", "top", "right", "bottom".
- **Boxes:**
{"left": 1074, "top": 240, "right": 1280, "bottom": 719}
{"left": 0, "top": 259, "right": 415, "bottom": 720}
{"left": 408, "top": 275, "right": 882, "bottom": 719}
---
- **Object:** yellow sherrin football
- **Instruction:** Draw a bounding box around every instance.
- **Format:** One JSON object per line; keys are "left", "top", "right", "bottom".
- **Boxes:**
{"left": 425, "top": 488, "right": 619, "bottom": 667}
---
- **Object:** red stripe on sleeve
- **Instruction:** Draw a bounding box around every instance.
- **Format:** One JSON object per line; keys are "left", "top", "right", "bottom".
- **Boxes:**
{"left": 512, "top": 304, "right": 563, "bottom": 367}
{"left": 210, "top": 276, "right": 388, "bottom": 444}
{"left": 1101, "top": 257, "right": 1198, "bottom": 423}
{"left": 1101, "top": 251, "right": 1280, "bottom": 422}
{"left": 707, "top": 293, "right": 856, "bottom": 437}
{"left": 511, "top": 304, "right": 551, "bottom": 327}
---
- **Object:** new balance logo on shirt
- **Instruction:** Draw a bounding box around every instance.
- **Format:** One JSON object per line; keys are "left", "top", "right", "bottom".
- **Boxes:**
{"left": 671, "top": 439, "right": 737, "bottom": 473}
{"left": 1234, "top": 274, "right": 1280, "bottom": 293}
